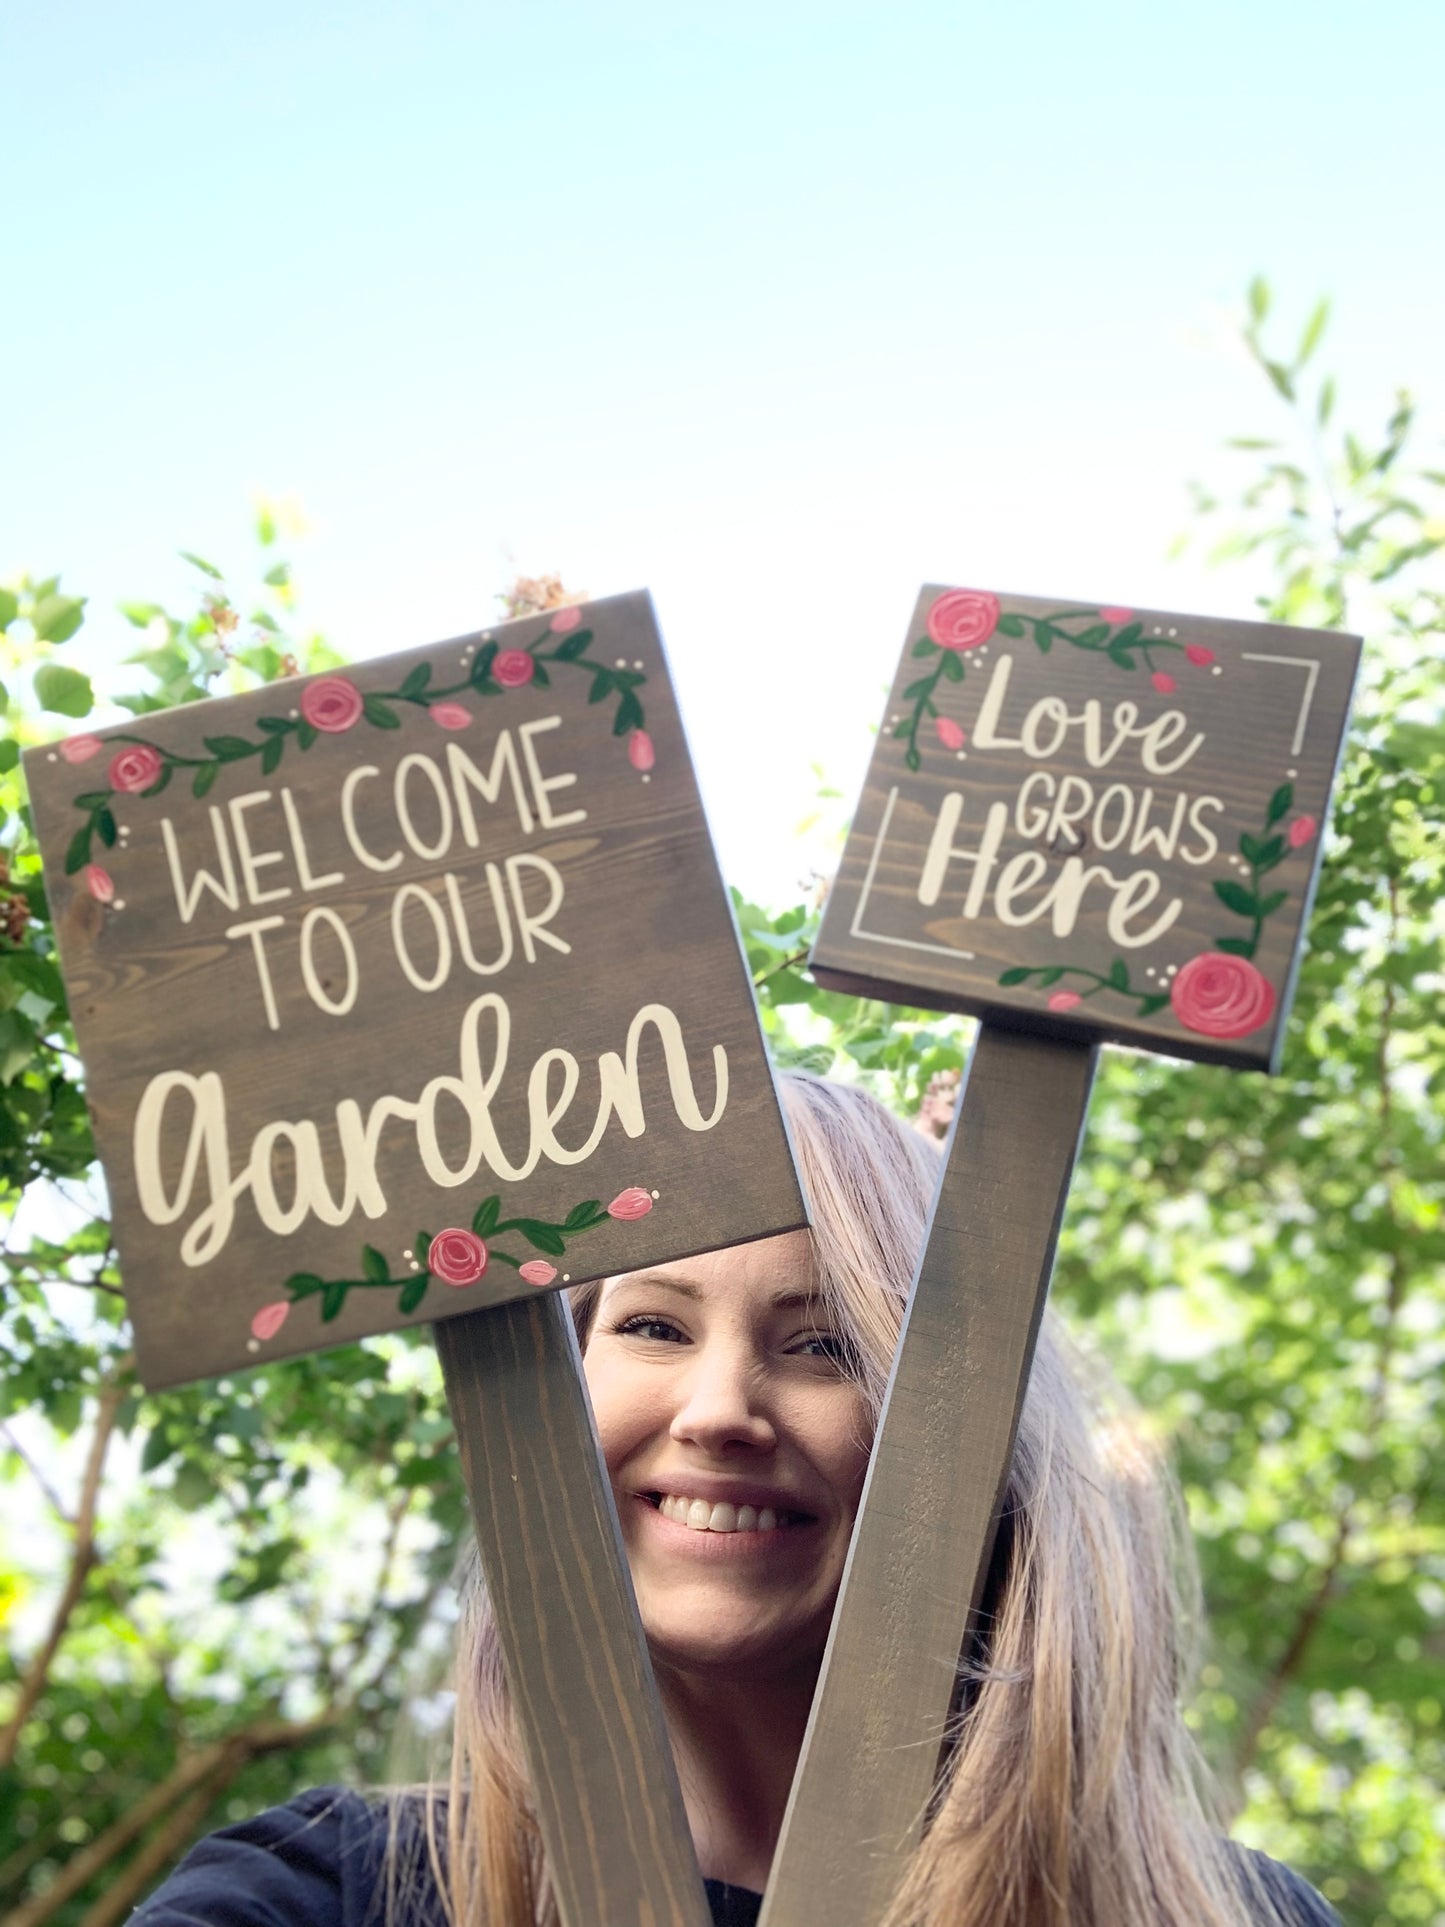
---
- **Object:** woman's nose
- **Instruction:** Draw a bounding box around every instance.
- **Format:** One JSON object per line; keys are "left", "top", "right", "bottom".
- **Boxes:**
{"left": 668, "top": 1344, "right": 777, "bottom": 1454}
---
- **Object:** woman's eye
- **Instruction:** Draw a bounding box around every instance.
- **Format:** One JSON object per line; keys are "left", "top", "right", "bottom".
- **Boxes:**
{"left": 612, "top": 1314, "right": 686, "bottom": 1343}
{"left": 793, "top": 1330, "right": 851, "bottom": 1363}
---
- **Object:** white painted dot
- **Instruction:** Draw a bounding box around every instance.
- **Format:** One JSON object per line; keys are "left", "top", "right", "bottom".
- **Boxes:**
{"left": 633, "top": 660, "right": 643, "bottom": 669}
{"left": 1211, "top": 665, "right": 1222, "bottom": 676}
{"left": 247, "top": 1339, "right": 260, "bottom": 1352}
{"left": 956, "top": 750, "right": 967, "bottom": 760}
{"left": 1287, "top": 767, "right": 1298, "bottom": 778}
{"left": 615, "top": 657, "right": 627, "bottom": 667}
{"left": 562, "top": 1273, "right": 570, "bottom": 1283}
{"left": 641, "top": 773, "right": 651, "bottom": 783}
{"left": 651, "top": 1189, "right": 660, "bottom": 1198}
{"left": 1167, "top": 627, "right": 1178, "bottom": 637}
{"left": 114, "top": 899, "right": 126, "bottom": 910}
{"left": 289, "top": 707, "right": 299, "bottom": 718}
{"left": 1153, "top": 625, "right": 1163, "bottom": 635}
{"left": 46, "top": 752, "right": 56, "bottom": 762}
{"left": 408, "top": 1259, "right": 419, "bottom": 1271}
{"left": 483, "top": 632, "right": 493, "bottom": 641}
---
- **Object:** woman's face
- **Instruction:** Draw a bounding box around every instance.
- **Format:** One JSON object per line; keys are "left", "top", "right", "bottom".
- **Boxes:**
{"left": 583, "top": 1231, "right": 872, "bottom": 1684}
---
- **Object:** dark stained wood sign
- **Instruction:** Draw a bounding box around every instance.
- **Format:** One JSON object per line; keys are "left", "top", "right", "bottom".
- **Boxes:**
{"left": 26, "top": 591, "right": 804, "bottom": 1390}
{"left": 812, "top": 586, "right": 1361, "bottom": 1071}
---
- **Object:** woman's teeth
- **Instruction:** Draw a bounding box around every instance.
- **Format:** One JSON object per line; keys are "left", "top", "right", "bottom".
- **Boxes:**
{"left": 655, "top": 1494, "right": 795, "bottom": 1532}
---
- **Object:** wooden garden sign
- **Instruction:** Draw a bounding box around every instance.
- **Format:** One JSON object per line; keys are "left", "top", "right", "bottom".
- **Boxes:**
{"left": 760, "top": 586, "right": 1361, "bottom": 1927}
{"left": 25, "top": 591, "right": 802, "bottom": 1926}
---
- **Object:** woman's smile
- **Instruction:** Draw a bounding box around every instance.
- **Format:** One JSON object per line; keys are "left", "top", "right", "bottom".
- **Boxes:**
{"left": 582, "top": 1229, "right": 872, "bottom": 1677}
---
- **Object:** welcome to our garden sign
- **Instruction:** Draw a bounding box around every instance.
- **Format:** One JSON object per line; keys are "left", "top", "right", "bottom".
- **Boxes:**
{"left": 812, "top": 586, "right": 1361, "bottom": 1070}
{"left": 26, "top": 592, "right": 803, "bottom": 1389}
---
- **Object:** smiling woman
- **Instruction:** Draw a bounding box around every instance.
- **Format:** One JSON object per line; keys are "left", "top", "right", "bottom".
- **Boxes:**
{"left": 131, "top": 1076, "right": 1341, "bottom": 1927}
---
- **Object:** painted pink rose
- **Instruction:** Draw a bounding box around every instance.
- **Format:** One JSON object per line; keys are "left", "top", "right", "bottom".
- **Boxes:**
{"left": 1151, "top": 671, "right": 1177, "bottom": 695}
{"left": 429, "top": 1228, "right": 489, "bottom": 1286}
{"left": 84, "top": 865, "right": 115, "bottom": 904}
{"left": 1185, "top": 643, "right": 1216, "bottom": 666}
{"left": 493, "top": 648, "right": 536, "bottom": 689}
{"left": 935, "top": 716, "right": 966, "bottom": 751}
{"left": 549, "top": 606, "right": 583, "bottom": 633}
{"left": 1287, "top": 815, "right": 1317, "bottom": 849}
{"left": 430, "top": 701, "right": 473, "bottom": 730}
{"left": 1170, "top": 952, "right": 1276, "bottom": 1040}
{"left": 628, "top": 729, "right": 655, "bottom": 772}
{"left": 519, "top": 1259, "right": 558, "bottom": 1287}
{"left": 926, "top": 589, "right": 1000, "bottom": 652}
{"left": 251, "top": 1301, "right": 291, "bottom": 1342}
{"left": 607, "top": 1187, "right": 653, "bottom": 1222}
{"left": 1047, "top": 989, "right": 1082, "bottom": 1013}
{"left": 1100, "top": 606, "right": 1134, "bottom": 624}
{"left": 301, "top": 676, "right": 364, "bottom": 733}
{"left": 108, "top": 743, "right": 164, "bottom": 794}
{"left": 60, "top": 734, "right": 103, "bottom": 764}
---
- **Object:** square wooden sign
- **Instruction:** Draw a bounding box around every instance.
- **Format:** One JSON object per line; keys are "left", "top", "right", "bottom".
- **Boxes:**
{"left": 811, "top": 587, "right": 1361, "bottom": 1072}
{"left": 26, "top": 592, "right": 805, "bottom": 1388}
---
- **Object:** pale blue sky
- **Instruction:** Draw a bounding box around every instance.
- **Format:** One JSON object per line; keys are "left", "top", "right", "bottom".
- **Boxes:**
{"left": 5, "top": 0, "right": 1441, "bottom": 899}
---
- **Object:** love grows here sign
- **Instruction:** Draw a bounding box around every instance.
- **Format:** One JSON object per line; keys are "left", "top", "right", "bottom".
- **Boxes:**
{"left": 27, "top": 592, "right": 803, "bottom": 1388}
{"left": 812, "top": 587, "right": 1360, "bottom": 1071}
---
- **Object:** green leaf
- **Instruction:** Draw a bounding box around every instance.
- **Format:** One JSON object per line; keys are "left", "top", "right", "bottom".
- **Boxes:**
{"left": 363, "top": 694, "right": 401, "bottom": 729}
{"left": 516, "top": 1221, "right": 566, "bottom": 1257}
{"left": 260, "top": 735, "right": 284, "bottom": 777}
{"left": 400, "top": 663, "right": 433, "bottom": 700}
{"left": 1214, "top": 879, "right": 1260, "bottom": 917}
{"left": 1138, "top": 993, "right": 1172, "bottom": 1016}
{"left": 31, "top": 595, "right": 87, "bottom": 644}
{"left": 262, "top": 563, "right": 290, "bottom": 588}
{"left": 193, "top": 763, "right": 219, "bottom": 798}
{"left": 551, "top": 628, "right": 593, "bottom": 661}
{"left": 398, "top": 1276, "right": 429, "bottom": 1315}
{"left": 297, "top": 721, "right": 318, "bottom": 749}
{"left": 1317, "top": 376, "right": 1336, "bottom": 426}
{"left": 179, "top": 550, "right": 224, "bottom": 580}
{"left": 614, "top": 690, "right": 644, "bottom": 736}
{"left": 141, "top": 1427, "right": 178, "bottom": 1473}
{"left": 1107, "top": 647, "right": 1136, "bottom": 671}
{"left": 0, "top": 738, "right": 18, "bottom": 774}
{"left": 1296, "top": 297, "right": 1329, "bottom": 368}
{"left": 97, "top": 808, "right": 117, "bottom": 847}
{"left": 171, "top": 1462, "right": 213, "bottom": 1511}
{"left": 998, "top": 966, "right": 1032, "bottom": 986}
{"left": 912, "top": 637, "right": 938, "bottom": 658}
{"left": 1111, "top": 622, "right": 1143, "bottom": 650}
{"left": 472, "top": 1196, "right": 501, "bottom": 1237}
{"left": 1037, "top": 967, "right": 1064, "bottom": 987}
{"left": 1214, "top": 935, "right": 1256, "bottom": 957}
{"left": 995, "top": 613, "right": 1025, "bottom": 638}
{"left": 564, "top": 1199, "right": 602, "bottom": 1230}
{"left": 587, "top": 671, "right": 614, "bottom": 704}
{"left": 1075, "top": 624, "right": 1109, "bottom": 647}
{"left": 1267, "top": 782, "right": 1293, "bottom": 825}
{"left": 1247, "top": 273, "right": 1270, "bottom": 322}
{"left": 284, "top": 1272, "right": 324, "bottom": 1298}
{"left": 321, "top": 1280, "right": 348, "bottom": 1322}
{"left": 529, "top": 660, "right": 551, "bottom": 689}
{"left": 34, "top": 663, "right": 94, "bottom": 718}
{"left": 940, "top": 651, "right": 964, "bottom": 682}
{"left": 1253, "top": 835, "right": 1285, "bottom": 871}
{"left": 470, "top": 643, "right": 498, "bottom": 687}
{"left": 1107, "top": 959, "right": 1128, "bottom": 992}
{"left": 204, "top": 735, "right": 256, "bottom": 761}
{"left": 1264, "top": 360, "right": 1295, "bottom": 402}
{"left": 64, "top": 824, "right": 92, "bottom": 874}
{"left": 0, "top": 588, "right": 18, "bottom": 628}
{"left": 256, "top": 715, "right": 292, "bottom": 735}
{"left": 415, "top": 1232, "right": 432, "bottom": 1264}
{"left": 1239, "top": 832, "right": 1266, "bottom": 864}
{"left": 362, "top": 1244, "right": 390, "bottom": 1285}
{"left": 1033, "top": 623, "right": 1054, "bottom": 654}
{"left": 905, "top": 745, "right": 921, "bottom": 772}
{"left": 1258, "top": 890, "right": 1288, "bottom": 917}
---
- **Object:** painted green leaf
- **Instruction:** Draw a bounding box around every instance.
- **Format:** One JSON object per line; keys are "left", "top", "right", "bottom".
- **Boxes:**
{"left": 564, "top": 1199, "right": 602, "bottom": 1231}
{"left": 516, "top": 1221, "right": 566, "bottom": 1257}
{"left": 362, "top": 695, "right": 400, "bottom": 729}
{"left": 72, "top": 791, "right": 111, "bottom": 808}
{"left": 321, "top": 1280, "right": 348, "bottom": 1322}
{"left": 1076, "top": 625, "right": 1110, "bottom": 647}
{"left": 1139, "top": 993, "right": 1172, "bottom": 1016}
{"left": 940, "top": 651, "right": 964, "bottom": 682}
{"left": 1267, "top": 782, "right": 1293, "bottom": 825}
{"left": 588, "top": 671, "right": 614, "bottom": 703}
{"left": 285, "top": 1272, "right": 324, "bottom": 1297}
{"left": 1034, "top": 624, "right": 1054, "bottom": 654}
{"left": 902, "top": 678, "right": 933, "bottom": 701}
{"left": 471, "top": 643, "right": 498, "bottom": 685}
{"left": 1111, "top": 622, "right": 1143, "bottom": 650}
{"left": 1240, "top": 832, "right": 1266, "bottom": 864}
{"left": 142, "top": 765, "right": 172, "bottom": 798}
{"left": 34, "top": 663, "right": 94, "bottom": 718}
{"left": 530, "top": 660, "right": 551, "bottom": 689}
{"left": 398, "top": 1276, "right": 429, "bottom": 1315}
{"left": 297, "top": 721, "right": 318, "bottom": 749}
{"left": 256, "top": 715, "right": 291, "bottom": 735}
{"left": 63, "top": 824, "right": 90, "bottom": 875}
{"left": 1107, "top": 959, "right": 1129, "bottom": 991}
{"left": 998, "top": 966, "right": 1032, "bottom": 986}
{"left": 362, "top": 1244, "right": 390, "bottom": 1285}
{"left": 1214, "top": 935, "right": 1256, "bottom": 957}
{"left": 905, "top": 745, "right": 921, "bottom": 772}
{"left": 995, "top": 613, "right": 1025, "bottom": 638}
{"left": 1254, "top": 835, "right": 1285, "bottom": 871}
{"left": 415, "top": 1231, "right": 432, "bottom": 1264}
{"left": 1214, "top": 879, "right": 1260, "bottom": 917}
{"left": 193, "top": 763, "right": 219, "bottom": 798}
{"left": 1258, "top": 890, "right": 1288, "bottom": 917}
{"left": 1038, "top": 967, "right": 1064, "bottom": 987}
{"left": 1108, "top": 647, "right": 1136, "bottom": 670}
{"left": 260, "top": 735, "right": 285, "bottom": 777}
{"left": 912, "top": 637, "right": 939, "bottom": 657}
{"left": 552, "top": 631, "right": 592, "bottom": 661}
{"left": 204, "top": 735, "right": 255, "bottom": 761}
{"left": 614, "top": 690, "right": 644, "bottom": 736}
{"left": 400, "top": 663, "right": 433, "bottom": 700}
{"left": 472, "top": 1196, "right": 501, "bottom": 1237}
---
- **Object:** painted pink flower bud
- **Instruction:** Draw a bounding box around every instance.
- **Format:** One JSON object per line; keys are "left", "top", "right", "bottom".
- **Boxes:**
{"left": 1185, "top": 643, "right": 1215, "bottom": 666}
{"left": 428, "top": 1228, "right": 489, "bottom": 1287}
{"left": 549, "top": 605, "right": 583, "bottom": 633}
{"left": 1287, "top": 815, "right": 1317, "bottom": 849}
{"left": 60, "top": 734, "right": 103, "bottom": 764}
{"left": 935, "top": 716, "right": 966, "bottom": 751}
{"left": 251, "top": 1301, "right": 291, "bottom": 1342}
{"left": 1170, "top": 952, "right": 1276, "bottom": 1040}
{"left": 108, "top": 743, "right": 164, "bottom": 794}
{"left": 1151, "top": 671, "right": 1177, "bottom": 695}
{"left": 300, "top": 676, "right": 364, "bottom": 733}
{"left": 1100, "top": 606, "right": 1134, "bottom": 624}
{"left": 429, "top": 701, "right": 473, "bottom": 730}
{"left": 1047, "top": 989, "right": 1082, "bottom": 1013}
{"left": 926, "top": 589, "right": 1000, "bottom": 652}
{"left": 519, "top": 1259, "right": 558, "bottom": 1287}
{"left": 628, "top": 729, "right": 655, "bottom": 772}
{"left": 84, "top": 865, "right": 115, "bottom": 904}
{"left": 493, "top": 649, "right": 535, "bottom": 689}
{"left": 607, "top": 1188, "right": 653, "bottom": 1221}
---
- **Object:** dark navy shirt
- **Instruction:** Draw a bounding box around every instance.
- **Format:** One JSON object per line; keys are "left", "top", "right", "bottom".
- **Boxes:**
{"left": 130, "top": 1785, "right": 1341, "bottom": 1926}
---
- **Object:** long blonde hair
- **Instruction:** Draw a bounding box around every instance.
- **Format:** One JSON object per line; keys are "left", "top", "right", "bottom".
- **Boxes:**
{"left": 395, "top": 1072, "right": 1260, "bottom": 1927}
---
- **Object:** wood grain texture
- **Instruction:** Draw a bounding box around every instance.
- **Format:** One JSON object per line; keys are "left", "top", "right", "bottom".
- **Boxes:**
{"left": 436, "top": 1295, "right": 712, "bottom": 1927}
{"left": 812, "top": 586, "right": 1360, "bottom": 1072}
{"left": 759, "top": 1025, "right": 1097, "bottom": 1927}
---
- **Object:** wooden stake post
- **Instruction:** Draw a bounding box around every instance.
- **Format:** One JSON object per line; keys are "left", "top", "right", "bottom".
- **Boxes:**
{"left": 24, "top": 592, "right": 806, "bottom": 1927}
{"left": 762, "top": 585, "right": 1359, "bottom": 1926}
